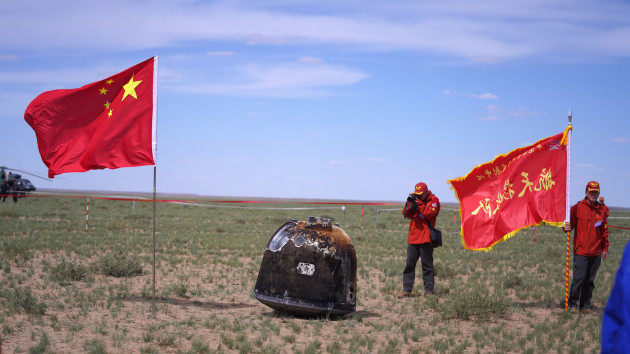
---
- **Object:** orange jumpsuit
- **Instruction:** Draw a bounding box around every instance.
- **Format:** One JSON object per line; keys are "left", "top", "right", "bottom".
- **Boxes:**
{"left": 402, "top": 192, "right": 440, "bottom": 245}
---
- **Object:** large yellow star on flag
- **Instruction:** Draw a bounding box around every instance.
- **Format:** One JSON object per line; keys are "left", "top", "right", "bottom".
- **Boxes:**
{"left": 122, "top": 74, "right": 142, "bottom": 101}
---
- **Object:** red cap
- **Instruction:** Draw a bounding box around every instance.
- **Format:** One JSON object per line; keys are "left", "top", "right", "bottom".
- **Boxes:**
{"left": 413, "top": 182, "right": 428, "bottom": 195}
{"left": 586, "top": 181, "right": 600, "bottom": 192}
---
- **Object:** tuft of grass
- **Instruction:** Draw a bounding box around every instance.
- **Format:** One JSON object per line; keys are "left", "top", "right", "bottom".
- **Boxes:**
{"left": 0, "top": 209, "right": 20, "bottom": 218}
{"left": 2, "top": 240, "right": 33, "bottom": 265}
{"left": 502, "top": 273, "right": 523, "bottom": 289}
{"left": 27, "top": 331, "right": 49, "bottom": 354}
{"left": 0, "top": 287, "right": 47, "bottom": 315}
{"left": 435, "top": 261, "right": 457, "bottom": 278}
{"left": 304, "top": 340, "right": 322, "bottom": 354}
{"left": 326, "top": 340, "right": 343, "bottom": 353}
{"left": 83, "top": 338, "right": 107, "bottom": 354}
{"left": 220, "top": 333, "right": 234, "bottom": 349}
{"left": 94, "top": 250, "right": 143, "bottom": 277}
{"left": 156, "top": 331, "right": 176, "bottom": 347}
{"left": 189, "top": 338, "right": 211, "bottom": 353}
{"left": 49, "top": 258, "right": 92, "bottom": 282}
{"left": 168, "top": 282, "right": 189, "bottom": 298}
{"left": 140, "top": 345, "right": 159, "bottom": 354}
{"left": 430, "top": 286, "right": 511, "bottom": 320}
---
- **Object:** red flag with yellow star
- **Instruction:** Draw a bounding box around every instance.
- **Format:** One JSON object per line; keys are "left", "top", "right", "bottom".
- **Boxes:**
{"left": 24, "top": 57, "right": 157, "bottom": 178}
{"left": 447, "top": 127, "right": 571, "bottom": 251}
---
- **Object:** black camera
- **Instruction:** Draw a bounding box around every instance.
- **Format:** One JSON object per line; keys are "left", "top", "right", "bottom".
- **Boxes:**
{"left": 407, "top": 194, "right": 419, "bottom": 204}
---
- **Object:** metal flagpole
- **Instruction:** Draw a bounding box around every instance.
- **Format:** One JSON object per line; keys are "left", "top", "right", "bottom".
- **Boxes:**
{"left": 151, "top": 56, "right": 159, "bottom": 313}
{"left": 565, "top": 109, "right": 572, "bottom": 311}
{"left": 152, "top": 166, "right": 157, "bottom": 311}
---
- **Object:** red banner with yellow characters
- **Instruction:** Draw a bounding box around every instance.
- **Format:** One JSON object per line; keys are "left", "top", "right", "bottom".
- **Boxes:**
{"left": 447, "top": 127, "right": 571, "bottom": 251}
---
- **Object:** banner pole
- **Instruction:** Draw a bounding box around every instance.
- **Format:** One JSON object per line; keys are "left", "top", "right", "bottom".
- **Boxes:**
{"left": 565, "top": 109, "right": 572, "bottom": 311}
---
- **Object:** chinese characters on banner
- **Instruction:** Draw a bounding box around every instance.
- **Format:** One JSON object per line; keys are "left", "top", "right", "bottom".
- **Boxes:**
{"left": 447, "top": 127, "right": 570, "bottom": 251}
{"left": 24, "top": 57, "right": 157, "bottom": 178}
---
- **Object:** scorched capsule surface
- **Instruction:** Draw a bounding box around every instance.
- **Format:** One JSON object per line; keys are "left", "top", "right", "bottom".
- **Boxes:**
{"left": 253, "top": 217, "right": 357, "bottom": 316}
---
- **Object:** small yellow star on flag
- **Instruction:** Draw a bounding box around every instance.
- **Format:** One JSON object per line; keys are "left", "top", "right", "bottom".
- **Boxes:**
{"left": 106, "top": 79, "right": 114, "bottom": 85}
{"left": 104, "top": 101, "right": 111, "bottom": 109}
{"left": 122, "top": 74, "right": 142, "bottom": 101}
{"left": 99, "top": 88, "right": 108, "bottom": 95}
{"left": 108, "top": 109, "right": 113, "bottom": 118}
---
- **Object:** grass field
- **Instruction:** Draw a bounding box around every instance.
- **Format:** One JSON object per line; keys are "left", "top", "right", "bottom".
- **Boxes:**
{"left": 1, "top": 192, "right": 629, "bottom": 353}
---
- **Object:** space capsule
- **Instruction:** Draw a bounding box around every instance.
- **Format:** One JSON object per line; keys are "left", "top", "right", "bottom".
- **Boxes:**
{"left": 253, "top": 217, "right": 357, "bottom": 316}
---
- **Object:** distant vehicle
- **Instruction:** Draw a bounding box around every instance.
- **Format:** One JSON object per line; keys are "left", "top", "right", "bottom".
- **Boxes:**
{"left": 1, "top": 166, "right": 50, "bottom": 196}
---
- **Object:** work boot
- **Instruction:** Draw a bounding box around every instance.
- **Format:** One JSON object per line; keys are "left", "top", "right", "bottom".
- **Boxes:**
{"left": 397, "top": 291, "right": 412, "bottom": 298}
{"left": 581, "top": 308, "right": 596, "bottom": 315}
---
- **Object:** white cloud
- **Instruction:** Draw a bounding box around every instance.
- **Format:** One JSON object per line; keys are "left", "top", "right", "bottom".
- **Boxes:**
{"left": 485, "top": 104, "right": 501, "bottom": 112}
{"left": 0, "top": 65, "right": 181, "bottom": 85}
{"left": 469, "top": 56, "right": 505, "bottom": 64}
{"left": 297, "top": 56, "right": 324, "bottom": 64}
{"left": 207, "top": 51, "right": 236, "bottom": 57}
{"left": 2, "top": 1, "right": 630, "bottom": 62}
{"left": 470, "top": 93, "right": 499, "bottom": 100}
{"left": 612, "top": 137, "right": 630, "bottom": 143}
{"left": 477, "top": 104, "right": 502, "bottom": 121}
{"left": 444, "top": 90, "right": 499, "bottom": 99}
{"left": 0, "top": 67, "right": 117, "bottom": 85}
{"left": 175, "top": 61, "right": 368, "bottom": 97}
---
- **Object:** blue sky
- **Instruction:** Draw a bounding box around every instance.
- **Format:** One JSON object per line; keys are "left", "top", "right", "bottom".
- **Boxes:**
{"left": 1, "top": 0, "right": 629, "bottom": 207}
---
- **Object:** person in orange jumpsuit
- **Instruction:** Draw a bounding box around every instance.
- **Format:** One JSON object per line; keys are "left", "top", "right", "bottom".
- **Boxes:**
{"left": 562, "top": 181, "right": 609, "bottom": 313}
{"left": 398, "top": 182, "right": 441, "bottom": 297}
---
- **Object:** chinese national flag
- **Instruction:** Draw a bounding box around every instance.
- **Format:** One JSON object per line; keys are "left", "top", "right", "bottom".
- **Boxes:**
{"left": 24, "top": 57, "right": 157, "bottom": 178}
{"left": 447, "top": 127, "right": 571, "bottom": 251}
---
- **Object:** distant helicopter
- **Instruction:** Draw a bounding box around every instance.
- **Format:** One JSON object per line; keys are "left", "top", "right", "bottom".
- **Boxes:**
{"left": 1, "top": 166, "right": 50, "bottom": 196}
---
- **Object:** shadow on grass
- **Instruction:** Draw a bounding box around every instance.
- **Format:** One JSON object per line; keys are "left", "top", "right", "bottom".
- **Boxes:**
{"left": 116, "top": 296, "right": 257, "bottom": 310}
{"left": 352, "top": 310, "right": 382, "bottom": 319}
{"left": 260, "top": 309, "right": 381, "bottom": 321}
